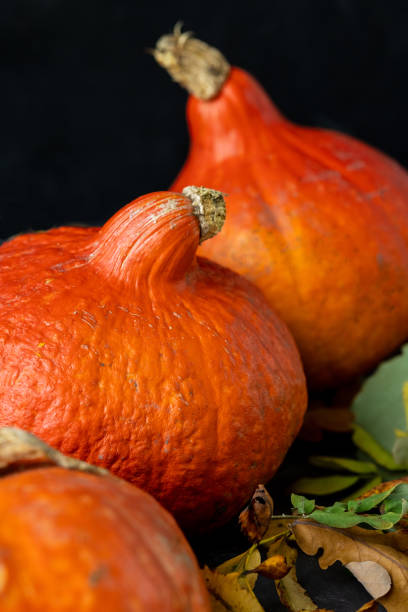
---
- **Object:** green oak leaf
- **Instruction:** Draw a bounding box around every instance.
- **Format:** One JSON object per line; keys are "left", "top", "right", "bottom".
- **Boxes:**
{"left": 290, "top": 493, "right": 315, "bottom": 515}
{"left": 392, "top": 436, "right": 408, "bottom": 468}
{"left": 351, "top": 344, "right": 408, "bottom": 470}
{"left": 346, "top": 483, "right": 401, "bottom": 513}
{"left": 341, "top": 475, "right": 382, "bottom": 501}
{"left": 383, "top": 483, "right": 408, "bottom": 513}
{"left": 309, "top": 455, "right": 377, "bottom": 474}
{"left": 307, "top": 508, "right": 403, "bottom": 530}
{"left": 352, "top": 424, "right": 401, "bottom": 470}
{"left": 290, "top": 482, "right": 408, "bottom": 529}
{"left": 291, "top": 474, "right": 359, "bottom": 496}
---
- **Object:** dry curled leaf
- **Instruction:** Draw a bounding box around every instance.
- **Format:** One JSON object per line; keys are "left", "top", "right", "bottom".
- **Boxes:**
{"left": 239, "top": 484, "right": 274, "bottom": 541}
{"left": 275, "top": 566, "right": 326, "bottom": 612}
{"left": 216, "top": 549, "right": 261, "bottom": 575}
{"left": 217, "top": 548, "right": 261, "bottom": 590}
{"left": 270, "top": 538, "right": 330, "bottom": 611}
{"left": 0, "top": 427, "right": 110, "bottom": 477}
{"left": 202, "top": 567, "right": 264, "bottom": 612}
{"left": 249, "top": 554, "right": 290, "bottom": 580}
{"left": 355, "top": 600, "right": 379, "bottom": 612}
{"left": 354, "top": 477, "right": 408, "bottom": 530}
{"left": 266, "top": 534, "right": 298, "bottom": 565}
{"left": 346, "top": 561, "right": 391, "bottom": 599}
{"left": 356, "top": 477, "right": 408, "bottom": 500}
{"left": 342, "top": 475, "right": 383, "bottom": 502}
{"left": 292, "top": 519, "right": 408, "bottom": 611}
{"left": 262, "top": 517, "right": 294, "bottom": 544}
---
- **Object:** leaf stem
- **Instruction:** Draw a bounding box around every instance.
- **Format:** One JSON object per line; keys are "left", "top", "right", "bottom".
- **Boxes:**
{"left": 243, "top": 544, "right": 258, "bottom": 571}
{"left": 259, "top": 529, "right": 290, "bottom": 547}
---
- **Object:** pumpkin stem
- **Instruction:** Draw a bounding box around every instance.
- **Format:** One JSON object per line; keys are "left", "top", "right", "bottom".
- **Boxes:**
{"left": 153, "top": 24, "right": 230, "bottom": 100}
{"left": 89, "top": 188, "right": 226, "bottom": 287}
{"left": 183, "top": 186, "right": 226, "bottom": 243}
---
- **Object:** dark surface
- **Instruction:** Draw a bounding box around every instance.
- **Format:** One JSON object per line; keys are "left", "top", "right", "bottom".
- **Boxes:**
{"left": 190, "top": 433, "right": 386, "bottom": 612}
{"left": 1, "top": 2, "right": 404, "bottom": 610}
{"left": 1, "top": 0, "right": 408, "bottom": 240}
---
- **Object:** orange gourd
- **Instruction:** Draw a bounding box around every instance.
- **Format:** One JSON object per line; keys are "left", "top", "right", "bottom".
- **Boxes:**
{"left": 0, "top": 187, "right": 306, "bottom": 531}
{"left": 0, "top": 428, "right": 210, "bottom": 611}
{"left": 154, "top": 28, "right": 408, "bottom": 389}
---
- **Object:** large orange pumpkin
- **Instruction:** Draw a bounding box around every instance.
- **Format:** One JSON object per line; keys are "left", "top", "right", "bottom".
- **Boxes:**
{"left": 0, "top": 428, "right": 210, "bottom": 611}
{"left": 0, "top": 187, "right": 306, "bottom": 531}
{"left": 154, "top": 28, "right": 408, "bottom": 389}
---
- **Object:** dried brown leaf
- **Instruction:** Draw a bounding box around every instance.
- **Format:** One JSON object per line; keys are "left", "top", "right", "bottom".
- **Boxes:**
{"left": 262, "top": 517, "right": 294, "bottom": 543}
{"left": 0, "top": 427, "right": 110, "bottom": 477}
{"left": 239, "top": 484, "right": 274, "bottom": 542}
{"left": 292, "top": 519, "right": 408, "bottom": 611}
{"left": 383, "top": 528, "right": 408, "bottom": 554}
{"left": 202, "top": 567, "right": 264, "bottom": 611}
{"left": 216, "top": 549, "right": 261, "bottom": 575}
{"left": 275, "top": 567, "right": 324, "bottom": 611}
{"left": 265, "top": 534, "right": 298, "bottom": 568}
{"left": 250, "top": 554, "right": 290, "bottom": 580}
{"left": 356, "top": 476, "right": 408, "bottom": 500}
{"left": 217, "top": 548, "right": 261, "bottom": 590}
{"left": 346, "top": 561, "right": 391, "bottom": 599}
{"left": 355, "top": 600, "right": 379, "bottom": 612}
{"left": 269, "top": 537, "right": 328, "bottom": 611}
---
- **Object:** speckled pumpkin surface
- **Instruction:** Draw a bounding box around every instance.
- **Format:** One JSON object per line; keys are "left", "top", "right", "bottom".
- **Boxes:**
{"left": 0, "top": 466, "right": 210, "bottom": 611}
{"left": 155, "top": 31, "right": 408, "bottom": 389}
{"left": 0, "top": 189, "right": 306, "bottom": 530}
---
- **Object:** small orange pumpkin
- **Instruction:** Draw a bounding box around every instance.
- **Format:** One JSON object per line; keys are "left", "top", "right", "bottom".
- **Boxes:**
{"left": 0, "top": 187, "right": 306, "bottom": 530}
{"left": 154, "top": 28, "right": 408, "bottom": 389}
{"left": 0, "top": 428, "right": 210, "bottom": 611}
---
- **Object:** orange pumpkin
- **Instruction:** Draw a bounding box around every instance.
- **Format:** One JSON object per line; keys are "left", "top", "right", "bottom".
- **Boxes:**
{"left": 154, "top": 28, "right": 408, "bottom": 389}
{"left": 0, "top": 187, "right": 306, "bottom": 531}
{"left": 0, "top": 429, "right": 210, "bottom": 611}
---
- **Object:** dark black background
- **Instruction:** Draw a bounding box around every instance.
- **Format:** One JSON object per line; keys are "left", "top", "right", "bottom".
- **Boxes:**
{"left": 1, "top": 0, "right": 408, "bottom": 240}
{"left": 0, "top": 2, "right": 404, "bottom": 609}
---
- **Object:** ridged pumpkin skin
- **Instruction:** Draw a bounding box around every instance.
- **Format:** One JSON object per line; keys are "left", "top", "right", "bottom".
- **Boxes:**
{"left": 0, "top": 467, "right": 210, "bottom": 611}
{"left": 170, "top": 67, "right": 408, "bottom": 388}
{"left": 0, "top": 190, "right": 306, "bottom": 531}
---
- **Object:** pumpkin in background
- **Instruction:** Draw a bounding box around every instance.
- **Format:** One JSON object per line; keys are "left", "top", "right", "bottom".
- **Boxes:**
{"left": 154, "top": 27, "right": 408, "bottom": 389}
{"left": 0, "top": 187, "right": 306, "bottom": 531}
{"left": 0, "top": 428, "right": 210, "bottom": 611}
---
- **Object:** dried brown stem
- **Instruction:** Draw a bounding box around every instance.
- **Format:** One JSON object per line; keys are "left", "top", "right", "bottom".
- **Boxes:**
{"left": 153, "top": 24, "right": 230, "bottom": 100}
{"left": 0, "top": 427, "right": 111, "bottom": 478}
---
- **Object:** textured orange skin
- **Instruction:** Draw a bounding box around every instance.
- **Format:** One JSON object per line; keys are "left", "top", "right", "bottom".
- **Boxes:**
{"left": 0, "top": 191, "right": 306, "bottom": 531}
{"left": 0, "top": 467, "right": 210, "bottom": 611}
{"left": 171, "top": 68, "right": 408, "bottom": 388}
